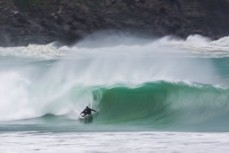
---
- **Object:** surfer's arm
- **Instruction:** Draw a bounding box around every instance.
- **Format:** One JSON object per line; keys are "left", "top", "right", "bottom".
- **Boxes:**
{"left": 90, "top": 109, "right": 96, "bottom": 112}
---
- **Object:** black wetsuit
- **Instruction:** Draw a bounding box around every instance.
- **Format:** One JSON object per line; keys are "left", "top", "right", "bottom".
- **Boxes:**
{"left": 81, "top": 107, "right": 96, "bottom": 117}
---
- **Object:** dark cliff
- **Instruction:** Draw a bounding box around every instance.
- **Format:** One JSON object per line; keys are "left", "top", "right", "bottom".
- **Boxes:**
{"left": 1, "top": 0, "right": 229, "bottom": 46}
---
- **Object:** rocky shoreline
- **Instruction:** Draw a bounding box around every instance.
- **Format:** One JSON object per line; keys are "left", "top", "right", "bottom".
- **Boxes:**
{"left": 1, "top": 0, "right": 229, "bottom": 47}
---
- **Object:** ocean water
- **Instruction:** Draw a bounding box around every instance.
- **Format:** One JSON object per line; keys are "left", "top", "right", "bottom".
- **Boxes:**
{"left": 0, "top": 34, "right": 229, "bottom": 152}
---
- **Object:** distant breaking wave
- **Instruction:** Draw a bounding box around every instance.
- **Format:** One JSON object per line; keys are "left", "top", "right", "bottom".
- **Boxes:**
{"left": 0, "top": 34, "right": 229, "bottom": 59}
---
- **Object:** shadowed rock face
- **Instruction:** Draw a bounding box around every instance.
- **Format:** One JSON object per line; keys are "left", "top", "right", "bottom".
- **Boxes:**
{"left": 1, "top": 0, "right": 229, "bottom": 46}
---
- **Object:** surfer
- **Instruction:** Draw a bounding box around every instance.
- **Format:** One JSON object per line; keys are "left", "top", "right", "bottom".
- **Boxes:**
{"left": 80, "top": 106, "right": 97, "bottom": 117}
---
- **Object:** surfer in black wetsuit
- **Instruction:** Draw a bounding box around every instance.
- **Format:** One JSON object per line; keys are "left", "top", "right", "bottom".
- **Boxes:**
{"left": 80, "top": 106, "right": 97, "bottom": 117}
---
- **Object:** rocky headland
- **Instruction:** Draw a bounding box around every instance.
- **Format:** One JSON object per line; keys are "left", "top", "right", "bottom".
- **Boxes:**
{"left": 1, "top": 0, "right": 229, "bottom": 46}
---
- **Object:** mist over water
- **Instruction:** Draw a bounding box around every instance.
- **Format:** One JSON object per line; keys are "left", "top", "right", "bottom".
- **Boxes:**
{"left": 0, "top": 33, "right": 229, "bottom": 132}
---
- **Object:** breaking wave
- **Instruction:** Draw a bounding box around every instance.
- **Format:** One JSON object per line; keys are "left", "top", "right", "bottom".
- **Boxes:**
{"left": 0, "top": 33, "right": 229, "bottom": 132}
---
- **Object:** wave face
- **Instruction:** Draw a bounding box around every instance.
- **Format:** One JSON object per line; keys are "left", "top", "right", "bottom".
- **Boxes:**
{"left": 0, "top": 34, "right": 229, "bottom": 132}
{"left": 94, "top": 82, "right": 229, "bottom": 131}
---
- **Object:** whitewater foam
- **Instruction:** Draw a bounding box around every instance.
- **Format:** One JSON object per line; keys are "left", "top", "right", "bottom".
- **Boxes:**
{"left": 0, "top": 71, "right": 35, "bottom": 121}
{"left": 1, "top": 132, "right": 229, "bottom": 153}
{"left": 0, "top": 43, "right": 65, "bottom": 59}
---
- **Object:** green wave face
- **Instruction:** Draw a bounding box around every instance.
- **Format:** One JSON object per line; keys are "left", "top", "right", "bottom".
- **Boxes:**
{"left": 92, "top": 82, "right": 229, "bottom": 131}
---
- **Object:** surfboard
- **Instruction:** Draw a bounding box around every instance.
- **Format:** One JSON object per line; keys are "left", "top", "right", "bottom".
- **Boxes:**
{"left": 79, "top": 114, "right": 94, "bottom": 123}
{"left": 79, "top": 112, "right": 98, "bottom": 123}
